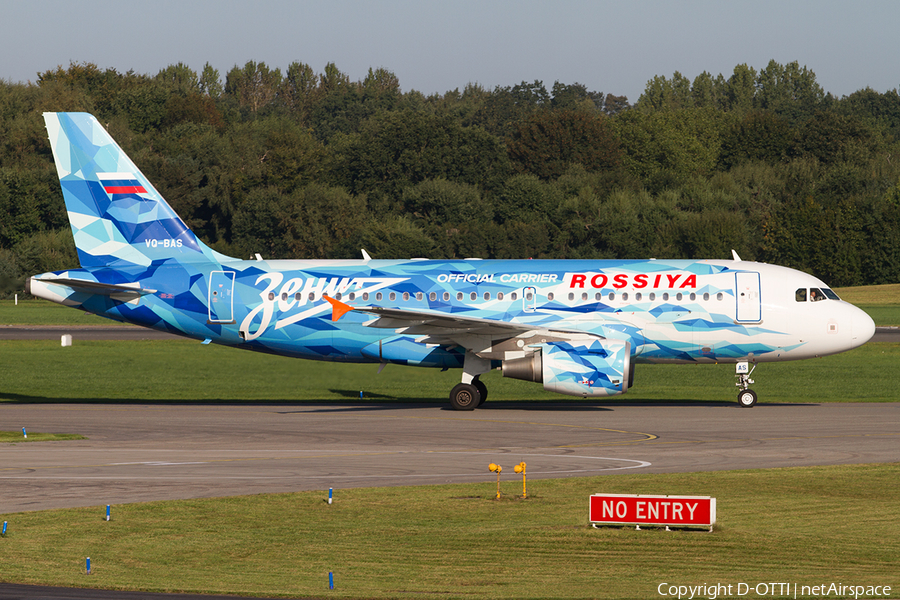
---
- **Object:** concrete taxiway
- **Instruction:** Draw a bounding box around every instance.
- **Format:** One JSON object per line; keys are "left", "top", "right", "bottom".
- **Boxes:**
{"left": 2, "top": 401, "right": 898, "bottom": 514}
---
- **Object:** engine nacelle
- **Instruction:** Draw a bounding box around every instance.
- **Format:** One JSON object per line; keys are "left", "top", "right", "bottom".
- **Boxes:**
{"left": 502, "top": 339, "right": 631, "bottom": 397}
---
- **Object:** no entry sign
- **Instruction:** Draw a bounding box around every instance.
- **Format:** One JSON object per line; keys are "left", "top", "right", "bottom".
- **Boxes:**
{"left": 589, "top": 494, "right": 716, "bottom": 528}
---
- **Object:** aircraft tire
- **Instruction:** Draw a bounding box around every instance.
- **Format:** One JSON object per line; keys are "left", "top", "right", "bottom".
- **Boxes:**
{"left": 450, "top": 383, "right": 480, "bottom": 411}
{"left": 737, "top": 389, "right": 758, "bottom": 408}
{"left": 473, "top": 379, "right": 488, "bottom": 406}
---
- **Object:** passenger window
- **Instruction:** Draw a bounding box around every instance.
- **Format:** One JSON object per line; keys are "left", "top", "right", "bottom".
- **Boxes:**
{"left": 470, "top": 292, "right": 477, "bottom": 301}
{"left": 335, "top": 293, "right": 342, "bottom": 300}
{"left": 443, "top": 292, "right": 450, "bottom": 301}
{"left": 389, "top": 292, "right": 397, "bottom": 301}
{"left": 416, "top": 292, "right": 423, "bottom": 301}
{"left": 795, "top": 288, "right": 807, "bottom": 302}
{"left": 702, "top": 293, "right": 709, "bottom": 301}
{"left": 716, "top": 292, "right": 723, "bottom": 301}
{"left": 622, "top": 292, "right": 628, "bottom": 301}
{"left": 402, "top": 292, "right": 409, "bottom": 301}
{"left": 349, "top": 293, "right": 356, "bottom": 301}
{"left": 429, "top": 292, "right": 437, "bottom": 301}
{"left": 547, "top": 292, "right": 555, "bottom": 301}
{"left": 689, "top": 293, "right": 696, "bottom": 301}
{"left": 608, "top": 292, "right": 615, "bottom": 301}
{"left": 676, "top": 293, "right": 683, "bottom": 301}
{"left": 582, "top": 292, "right": 588, "bottom": 301}
{"left": 568, "top": 292, "right": 574, "bottom": 301}
{"left": 483, "top": 292, "right": 491, "bottom": 301}
{"left": 497, "top": 292, "right": 504, "bottom": 301}
{"left": 595, "top": 293, "right": 602, "bottom": 301}
{"left": 511, "top": 292, "right": 518, "bottom": 301}
{"left": 526, "top": 292, "right": 533, "bottom": 301}
{"left": 662, "top": 293, "right": 669, "bottom": 301}
{"left": 649, "top": 293, "right": 656, "bottom": 301}
{"left": 376, "top": 292, "right": 383, "bottom": 301}
{"left": 362, "top": 292, "right": 369, "bottom": 301}
{"left": 635, "top": 292, "right": 642, "bottom": 301}
{"left": 457, "top": 292, "right": 463, "bottom": 301}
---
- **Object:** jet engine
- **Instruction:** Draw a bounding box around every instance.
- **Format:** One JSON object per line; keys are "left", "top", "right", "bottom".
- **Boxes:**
{"left": 502, "top": 339, "right": 631, "bottom": 397}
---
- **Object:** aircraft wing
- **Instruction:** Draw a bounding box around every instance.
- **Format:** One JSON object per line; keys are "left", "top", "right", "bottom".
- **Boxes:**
{"left": 323, "top": 295, "right": 601, "bottom": 351}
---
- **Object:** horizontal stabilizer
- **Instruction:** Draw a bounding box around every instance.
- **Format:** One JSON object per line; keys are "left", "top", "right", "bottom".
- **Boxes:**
{"left": 28, "top": 276, "right": 157, "bottom": 298}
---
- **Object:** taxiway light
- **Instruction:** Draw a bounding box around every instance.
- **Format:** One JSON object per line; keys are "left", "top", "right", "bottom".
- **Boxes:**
{"left": 489, "top": 463, "right": 502, "bottom": 499}
{"left": 2, "top": 521, "right": 7, "bottom": 536}
{"left": 514, "top": 462, "right": 527, "bottom": 498}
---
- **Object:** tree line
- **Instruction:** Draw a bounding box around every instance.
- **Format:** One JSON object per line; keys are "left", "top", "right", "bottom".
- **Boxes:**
{"left": 2, "top": 59, "right": 900, "bottom": 297}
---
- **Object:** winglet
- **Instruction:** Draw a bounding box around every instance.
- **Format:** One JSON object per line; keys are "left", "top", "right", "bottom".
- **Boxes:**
{"left": 322, "top": 294, "right": 355, "bottom": 321}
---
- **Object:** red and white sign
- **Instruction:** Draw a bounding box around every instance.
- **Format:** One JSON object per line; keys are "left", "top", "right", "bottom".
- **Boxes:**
{"left": 589, "top": 494, "right": 716, "bottom": 527}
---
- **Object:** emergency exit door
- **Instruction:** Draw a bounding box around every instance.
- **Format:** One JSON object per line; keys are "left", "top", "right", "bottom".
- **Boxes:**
{"left": 735, "top": 272, "right": 761, "bottom": 323}
{"left": 208, "top": 270, "right": 235, "bottom": 323}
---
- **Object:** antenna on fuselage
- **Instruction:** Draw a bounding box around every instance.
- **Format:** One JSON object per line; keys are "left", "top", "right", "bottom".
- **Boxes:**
{"left": 361, "top": 249, "right": 372, "bottom": 261}
{"left": 731, "top": 249, "right": 742, "bottom": 261}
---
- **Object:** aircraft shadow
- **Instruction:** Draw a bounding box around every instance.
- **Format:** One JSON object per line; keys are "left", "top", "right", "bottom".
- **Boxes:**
{"left": 0, "top": 391, "right": 819, "bottom": 411}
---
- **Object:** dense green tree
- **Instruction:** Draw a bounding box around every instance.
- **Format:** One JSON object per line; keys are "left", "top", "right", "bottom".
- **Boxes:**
{"left": 3, "top": 59, "right": 900, "bottom": 289}
{"left": 224, "top": 61, "right": 283, "bottom": 113}
{"left": 472, "top": 80, "right": 549, "bottom": 137}
{"left": 507, "top": 109, "right": 622, "bottom": 180}
{"left": 720, "top": 111, "right": 793, "bottom": 168}
{"left": 755, "top": 60, "right": 826, "bottom": 123}
{"left": 199, "top": 62, "right": 223, "bottom": 98}
{"left": 615, "top": 107, "right": 732, "bottom": 190}
{"left": 332, "top": 109, "right": 509, "bottom": 203}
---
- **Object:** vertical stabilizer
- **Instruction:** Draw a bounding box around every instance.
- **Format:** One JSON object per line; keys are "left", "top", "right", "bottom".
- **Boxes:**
{"left": 43, "top": 112, "right": 230, "bottom": 268}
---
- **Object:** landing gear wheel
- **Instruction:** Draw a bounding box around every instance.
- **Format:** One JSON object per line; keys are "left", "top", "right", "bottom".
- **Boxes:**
{"left": 450, "top": 383, "right": 480, "bottom": 411}
{"left": 737, "top": 389, "right": 758, "bottom": 408}
{"left": 473, "top": 379, "right": 488, "bottom": 406}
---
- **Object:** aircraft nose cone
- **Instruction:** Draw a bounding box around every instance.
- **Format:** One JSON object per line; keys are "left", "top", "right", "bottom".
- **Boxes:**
{"left": 851, "top": 306, "right": 876, "bottom": 347}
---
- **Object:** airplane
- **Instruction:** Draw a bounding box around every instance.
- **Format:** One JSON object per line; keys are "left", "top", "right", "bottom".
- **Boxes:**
{"left": 27, "top": 112, "right": 876, "bottom": 410}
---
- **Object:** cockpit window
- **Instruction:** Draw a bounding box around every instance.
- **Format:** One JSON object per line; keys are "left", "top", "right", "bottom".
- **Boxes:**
{"left": 797, "top": 287, "right": 839, "bottom": 302}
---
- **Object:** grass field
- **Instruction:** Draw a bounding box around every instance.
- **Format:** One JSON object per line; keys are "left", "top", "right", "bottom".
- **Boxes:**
{"left": 0, "top": 464, "right": 897, "bottom": 599}
{"left": 1, "top": 337, "right": 898, "bottom": 404}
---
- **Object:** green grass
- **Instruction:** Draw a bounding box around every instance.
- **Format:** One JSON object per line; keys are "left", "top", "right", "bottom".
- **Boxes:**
{"left": 0, "top": 431, "right": 85, "bottom": 443}
{"left": 0, "top": 299, "right": 128, "bottom": 326}
{"left": 834, "top": 283, "right": 900, "bottom": 305}
{"left": 0, "top": 464, "right": 897, "bottom": 599}
{"left": 1, "top": 338, "right": 898, "bottom": 404}
{"left": 835, "top": 284, "right": 900, "bottom": 326}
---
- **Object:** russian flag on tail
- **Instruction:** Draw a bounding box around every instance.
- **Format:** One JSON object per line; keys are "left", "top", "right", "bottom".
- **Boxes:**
{"left": 98, "top": 172, "right": 147, "bottom": 195}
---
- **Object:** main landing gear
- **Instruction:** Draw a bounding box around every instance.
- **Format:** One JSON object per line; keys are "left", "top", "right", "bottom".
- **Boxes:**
{"left": 450, "top": 351, "right": 490, "bottom": 410}
{"left": 735, "top": 361, "right": 757, "bottom": 408}
{"left": 449, "top": 378, "right": 488, "bottom": 410}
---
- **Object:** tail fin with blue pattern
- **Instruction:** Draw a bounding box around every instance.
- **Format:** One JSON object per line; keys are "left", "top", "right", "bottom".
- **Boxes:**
{"left": 43, "top": 112, "right": 230, "bottom": 268}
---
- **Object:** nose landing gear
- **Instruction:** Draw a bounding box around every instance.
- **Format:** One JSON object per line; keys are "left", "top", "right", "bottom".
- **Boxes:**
{"left": 735, "top": 361, "right": 757, "bottom": 408}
